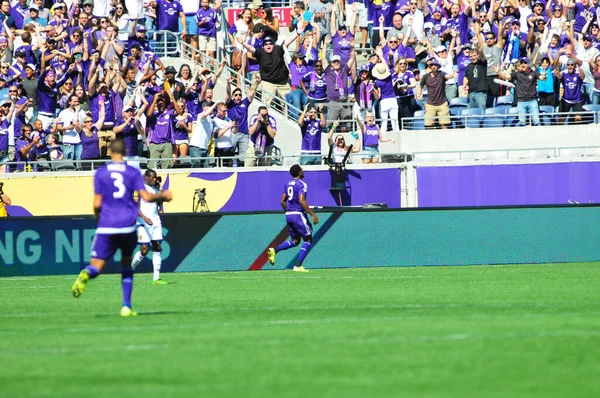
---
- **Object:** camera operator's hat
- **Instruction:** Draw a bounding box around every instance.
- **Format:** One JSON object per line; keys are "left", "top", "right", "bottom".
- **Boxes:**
{"left": 371, "top": 62, "right": 390, "bottom": 80}
{"left": 164, "top": 66, "right": 177, "bottom": 74}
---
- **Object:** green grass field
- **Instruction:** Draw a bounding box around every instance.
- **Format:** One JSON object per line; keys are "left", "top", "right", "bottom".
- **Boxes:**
{"left": 1, "top": 263, "right": 599, "bottom": 398}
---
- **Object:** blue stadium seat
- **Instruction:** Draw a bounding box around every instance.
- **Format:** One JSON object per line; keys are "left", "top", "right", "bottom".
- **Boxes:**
{"left": 483, "top": 108, "right": 505, "bottom": 128}
{"left": 460, "top": 108, "right": 483, "bottom": 128}
{"left": 493, "top": 105, "right": 511, "bottom": 114}
{"left": 411, "top": 110, "right": 425, "bottom": 130}
{"left": 495, "top": 95, "right": 514, "bottom": 107}
{"left": 449, "top": 97, "right": 468, "bottom": 107}
{"left": 506, "top": 107, "right": 521, "bottom": 127}
{"left": 582, "top": 104, "right": 600, "bottom": 123}
{"left": 539, "top": 105, "right": 556, "bottom": 126}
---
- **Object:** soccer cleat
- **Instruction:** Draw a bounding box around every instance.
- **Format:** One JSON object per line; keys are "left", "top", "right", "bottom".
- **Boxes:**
{"left": 152, "top": 279, "right": 169, "bottom": 285}
{"left": 267, "top": 248, "right": 276, "bottom": 265}
{"left": 120, "top": 306, "right": 138, "bottom": 317}
{"left": 293, "top": 266, "right": 309, "bottom": 273}
{"left": 72, "top": 270, "right": 90, "bottom": 298}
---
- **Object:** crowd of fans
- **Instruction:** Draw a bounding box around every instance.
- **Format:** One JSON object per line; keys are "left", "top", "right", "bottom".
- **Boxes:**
{"left": 1, "top": 0, "right": 600, "bottom": 173}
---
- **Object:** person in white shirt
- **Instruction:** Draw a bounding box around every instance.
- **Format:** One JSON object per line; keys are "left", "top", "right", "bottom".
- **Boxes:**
{"left": 212, "top": 101, "right": 237, "bottom": 167}
{"left": 190, "top": 101, "right": 216, "bottom": 167}
{"left": 55, "top": 94, "right": 87, "bottom": 164}
{"left": 131, "top": 169, "right": 169, "bottom": 285}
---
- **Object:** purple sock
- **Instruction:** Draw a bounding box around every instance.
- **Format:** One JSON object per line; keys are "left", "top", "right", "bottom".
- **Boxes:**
{"left": 85, "top": 265, "right": 100, "bottom": 279}
{"left": 296, "top": 242, "right": 311, "bottom": 266}
{"left": 275, "top": 240, "right": 297, "bottom": 253}
{"left": 121, "top": 267, "right": 134, "bottom": 308}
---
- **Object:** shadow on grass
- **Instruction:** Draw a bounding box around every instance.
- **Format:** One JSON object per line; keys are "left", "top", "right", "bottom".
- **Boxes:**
{"left": 94, "top": 310, "right": 193, "bottom": 318}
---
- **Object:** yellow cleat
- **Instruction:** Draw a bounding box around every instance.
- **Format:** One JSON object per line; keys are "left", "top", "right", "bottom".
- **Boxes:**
{"left": 120, "top": 306, "right": 138, "bottom": 317}
{"left": 152, "top": 279, "right": 169, "bottom": 285}
{"left": 267, "top": 248, "right": 276, "bottom": 266}
{"left": 72, "top": 270, "right": 90, "bottom": 298}
{"left": 292, "top": 266, "right": 309, "bottom": 273}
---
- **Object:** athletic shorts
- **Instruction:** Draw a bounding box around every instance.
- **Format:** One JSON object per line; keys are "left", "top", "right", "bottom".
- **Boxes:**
{"left": 137, "top": 223, "right": 163, "bottom": 244}
{"left": 285, "top": 212, "right": 313, "bottom": 239}
{"left": 198, "top": 35, "right": 217, "bottom": 51}
{"left": 362, "top": 145, "right": 380, "bottom": 160}
{"left": 90, "top": 232, "right": 137, "bottom": 260}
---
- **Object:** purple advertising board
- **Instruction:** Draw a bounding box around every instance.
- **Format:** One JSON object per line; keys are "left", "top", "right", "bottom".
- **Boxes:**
{"left": 417, "top": 162, "right": 600, "bottom": 207}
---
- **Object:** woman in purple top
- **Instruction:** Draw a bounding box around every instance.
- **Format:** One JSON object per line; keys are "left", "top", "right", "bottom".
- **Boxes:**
{"left": 286, "top": 54, "right": 309, "bottom": 119}
{"left": 330, "top": 4, "right": 354, "bottom": 66}
{"left": 357, "top": 111, "right": 395, "bottom": 164}
{"left": 78, "top": 100, "right": 105, "bottom": 170}
{"left": 173, "top": 98, "right": 193, "bottom": 158}
{"left": 394, "top": 57, "right": 418, "bottom": 130}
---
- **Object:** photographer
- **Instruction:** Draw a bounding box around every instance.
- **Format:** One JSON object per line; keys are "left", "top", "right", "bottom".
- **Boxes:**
{"left": 247, "top": 106, "right": 276, "bottom": 167}
{"left": 0, "top": 182, "right": 10, "bottom": 217}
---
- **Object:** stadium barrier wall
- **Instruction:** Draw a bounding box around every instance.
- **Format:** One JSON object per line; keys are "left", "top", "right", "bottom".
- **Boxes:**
{"left": 2, "top": 205, "right": 599, "bottom": 276}
{"left": 1, "top": 168, "right": 402, "bottom": 217}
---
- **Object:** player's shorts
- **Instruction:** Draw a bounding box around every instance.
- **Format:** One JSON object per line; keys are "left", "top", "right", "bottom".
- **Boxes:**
{"left": 346, "top": 2, "right": 368, "bottom": 27}
{"left": 90, "top": 232, "right": 137, "bottom": 260}
{"left": 137, "top": 223, "right": 163, "bottom": 244}
{"left": 198, "top": 35, "right": 217, "bottom": 51}
{"left": 286, "top": 211, "right": 313, "bottom": 239}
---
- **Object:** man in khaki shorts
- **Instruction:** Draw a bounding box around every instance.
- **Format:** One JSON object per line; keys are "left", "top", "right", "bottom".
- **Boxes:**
{"left": 416, "top": 58, "right": 457, "bottom": 129}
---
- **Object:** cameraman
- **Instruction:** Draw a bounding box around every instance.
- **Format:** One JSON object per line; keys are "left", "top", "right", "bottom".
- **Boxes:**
{"left": 247, "top": 106, "right": 277, "bottom": 167}
{"left": 0, "top": 182, "right": 10, "bottom": 217}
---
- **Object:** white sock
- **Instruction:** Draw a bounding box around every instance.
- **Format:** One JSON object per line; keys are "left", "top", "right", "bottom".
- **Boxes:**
{"left": 131, "top": 251, "right": 144, "bottom": 269}
{"left": 152, "top": 251, "right": 162, "bottom": 281}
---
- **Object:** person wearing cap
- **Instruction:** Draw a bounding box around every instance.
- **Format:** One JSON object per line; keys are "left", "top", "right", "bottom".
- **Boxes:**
{"left": 127, "top": 24, "right": 151, "bottom": 54}
{"left": 553, "top": 58, "right": 586, "bottom": 123}
{"left": 114, "top": 102, "right": 145, "bottom": 165}
{"left": 526, "top": 3, "right": 546, "bottom": 30}
{"left": 502, "top": 19, "right": 528, "bottom": 65}
{"left": 29, "top": 0, "right": 48, "bottom": 20}
{"left": 161, "top": 65, "right": 185, "bottom": 100}
{"left": 425, "top": 8, "right": 445, "bottom": 37}
{"left": 496, "top": 58, "right": 543, "bottom": 126}
{"left": 23, "top": 4, "right": 48, "bottom": 27}
{"left": 567, "top": 24, "right": 599, "bottom": 104}
{"left": 245, "top": 23, "right": 266, "bottom": 80}
{"left": 462, "top": 43, "right": 488, "bottom": 112}
{"left": 429, "top": 39, "right": 458, "bottom": 100}
{"left": 223, "top": 73, "right": 258, "bottom": 166}
{"left": 457, "top": 44, "right": 476, "bottom": 98}
{"left": 330, "top": 2, "right": 354, "bottom": 66}
{"left": 0, "top": 35, "right": 13, "bottom": 64}
{"left": 286, "top": 53, "right": 309, "bottom": 119}
{"left": 241, "top": 23, "right": 307, "bottom": 104}
{"left": 195, "top": 0, "right": 219, "bottom": 60}
{"left": 443, "top": 2, "right": 468, "bottom": 45}
{"left": 247, "top": 105, "right": 276, "bottom": 167}
{"left": 13, "top": 122, "right": 38, "bottom": 171}
{"left": 321, "top": 47, "right": 356, "bottom": 131}
{"left": 547, "top": 3, "right": 566, "bottom": 33}
{"left": 416, "top": 58, "right": 457, "bottom": 129}
{"left": 146, "top": 88, "right": 180, "bottom": 169}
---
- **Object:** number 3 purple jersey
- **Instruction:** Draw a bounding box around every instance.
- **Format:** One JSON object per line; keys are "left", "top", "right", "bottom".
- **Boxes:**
{"left": 284, "top": 178, "right": 313, "bottom": 238}
{"left": 94, "top": 162, "right": 145, "bottom": 233}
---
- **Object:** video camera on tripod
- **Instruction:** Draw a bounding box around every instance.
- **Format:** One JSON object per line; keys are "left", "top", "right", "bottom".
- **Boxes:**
{"left": 192, "top": 188, "right": 209, "bottom": 212}
{"left": 324, "top": 143, "right": 353, "bottom": 191}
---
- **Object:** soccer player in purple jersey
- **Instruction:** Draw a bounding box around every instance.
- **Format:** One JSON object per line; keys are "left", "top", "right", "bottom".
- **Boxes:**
{"left": 267, "top": 165, "right": 319, "bottom": 273}
{"left": 71, "top": 139, "right": 173, "bottom": 317}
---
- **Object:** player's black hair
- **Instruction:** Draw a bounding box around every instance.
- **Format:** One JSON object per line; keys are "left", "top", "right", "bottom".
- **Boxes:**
{"left": 109, "top": 139, "right": 126, "bottom": 156}
{"left": 289, "top": 164, "right": 302, "bottom": 177}
{"left": 144, "top": 169, "right": 156, "bottom": 177}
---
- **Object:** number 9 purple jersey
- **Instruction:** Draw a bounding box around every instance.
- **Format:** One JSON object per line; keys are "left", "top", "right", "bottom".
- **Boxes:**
{"left": 284, "top": 179, "right": 308, "bottom": 213}
{"left": 94, "top": 162, "right": 145, "bottom": 233}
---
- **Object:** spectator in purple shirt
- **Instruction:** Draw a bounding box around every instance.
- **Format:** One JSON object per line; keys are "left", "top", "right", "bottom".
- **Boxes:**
{"left": 78, "top": 101, "right": 105, "bottom": 170}
{"left": 226, "top": 73, "right": 260, "bottom": 167}
{"left": 301, "top": 60, "right": 327, "bottom": 106}
{"left": 286, "top": 53, "right": 309, "bottom": 119}
{"left": 146, "top": 89, "right": 181, "bottom": 169}
{"left": 554, "top": 58, "right": 586, "bottom": 124}
{"left": 330, "top": 3, "right": 354, "bottom": 66}
{"left": 14, "top": 122, "right": 38, "bottom": 170}
{"left": 297, "top": 103, "right": 326, "bottom": 165}
{"left": 195, "top": 0, "right": 219, "bottom": 61}
{"left": 148, "top": 0, "right": 186, "bottom": 38}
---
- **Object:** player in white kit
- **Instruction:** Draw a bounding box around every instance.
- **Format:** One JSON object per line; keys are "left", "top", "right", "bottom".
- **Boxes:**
{"left": 131, "top": 169, "right": 168, "bottom": 284}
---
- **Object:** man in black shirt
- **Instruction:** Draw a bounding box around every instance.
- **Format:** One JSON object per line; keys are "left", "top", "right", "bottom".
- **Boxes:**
{"left": 496, "top": 57, "right": 543, "bottom": 126}
{"left": 242, "top": 25, "right": 306, "bottom": 104}
{"left": 462, "top": 46, "right": 488, "bottom": 112}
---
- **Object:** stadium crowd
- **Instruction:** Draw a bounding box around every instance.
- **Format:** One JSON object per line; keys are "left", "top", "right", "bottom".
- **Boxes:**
{"left": 1, "top": 0, "right": 600, "bottom": 172}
